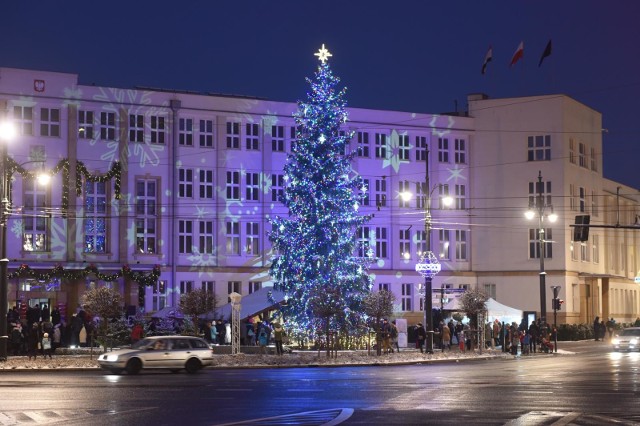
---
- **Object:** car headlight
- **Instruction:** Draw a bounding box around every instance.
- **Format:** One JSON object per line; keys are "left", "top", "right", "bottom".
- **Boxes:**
{"left": 612, "top": 338, "right": 620, "bottom": 345}
{"left": 100, "top": 355, "right": 119, "bottom": 362}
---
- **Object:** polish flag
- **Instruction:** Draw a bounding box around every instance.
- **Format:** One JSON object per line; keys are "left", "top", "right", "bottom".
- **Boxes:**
{"left": 510, "top": 41, "right": 524, "bottom": 67}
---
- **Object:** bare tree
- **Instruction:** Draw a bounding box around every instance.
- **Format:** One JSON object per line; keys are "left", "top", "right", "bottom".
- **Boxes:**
{"left": 459, "top": 288, "right": 488, "bottom": 350}
{"left": 179, "top": 289, "right": 218, "bottom": 336}
{"left": 363, "top": 290, "right": 396, "bottom": 356}
{"left": 81, "top": 286, "right": 123, "bottom": 351}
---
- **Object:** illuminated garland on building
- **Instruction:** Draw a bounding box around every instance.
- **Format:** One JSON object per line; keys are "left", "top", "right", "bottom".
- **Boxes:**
{"left": 8, "top": 264, "right": 161, "bottom": 286}
{"left": 76, "top": 160, "right": 122, "bottom": 199}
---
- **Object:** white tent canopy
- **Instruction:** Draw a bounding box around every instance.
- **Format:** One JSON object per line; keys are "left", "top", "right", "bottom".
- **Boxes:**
{"left": 444, "top": 297, "right": 523, "bottom": 324}
{"left": 203, "top": 287, "right": 286, "bottom": 321}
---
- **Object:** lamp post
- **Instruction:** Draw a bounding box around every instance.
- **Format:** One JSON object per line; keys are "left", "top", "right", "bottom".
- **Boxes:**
{"left": 525, "top": 171, "right": 557, "bottom": 327}
{"left": 0, "top": 121, "right": 16, "bottom": 361}
{"left": 411, "top": 148, "right": 452, "bottom": 354}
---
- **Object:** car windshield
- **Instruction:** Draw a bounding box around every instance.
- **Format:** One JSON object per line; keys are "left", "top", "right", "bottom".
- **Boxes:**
{"left": 131, "top": 338, "right": 155, "bottom": 349}
{"left": 620, "top": 329, "right": 640, "bottom": 337}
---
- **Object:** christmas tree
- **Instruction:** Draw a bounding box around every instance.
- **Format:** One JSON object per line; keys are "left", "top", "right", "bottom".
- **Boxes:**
{"left": 269, "top": 45, "right": 373, "bottom": 340}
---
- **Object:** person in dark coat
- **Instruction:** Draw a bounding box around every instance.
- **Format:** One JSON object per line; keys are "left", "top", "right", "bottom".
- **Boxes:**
{"left": 51, "top": 307, "right": 61, "bottom": 326}
{"left": 593, "top": 316, "right": 600, "bottom": 341}
{"left": 415, "top": 323, "right": 426, "bottom": 353}
{"left": 27, "top": 323, "right": 40, "bottom": 360}
{"left": 41, "top": 304, "right": 50, "bottom": 323}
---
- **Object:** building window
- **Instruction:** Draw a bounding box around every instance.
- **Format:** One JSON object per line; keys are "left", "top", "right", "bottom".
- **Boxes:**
{"left": 245, "top": 222, "right": 260, "bottom": 256}
{"left": 199, "top": 169, "right": 214, "bottom": 199}
{"left": 454, "top": 138, "right": 466, "bottom": 164}
{"left": 378, "top": 283, "right": 390, "bottom": 292}
{"left": 399, "top": 228, "right": 411, "bottom": 260}
{"left": 455, "top": 230, "right": 467, "bottom": 261}
{"left": 179, "top": 220, "right": 193, "bottom": 254}
{"left": 202, "top": 281, "right": 215, "bottom": 294}
{"left": 228, "top": 281, "right": 241, "bottom": 296}
{"left": 13, "top": 106, "right": 33, "bottom": 136}
{"left": 401, "top": 283, "right": 412, "bottom": 311}
{"left": 592, "top": 234, "right": 599, "bottom": 264}
{"left": 180, "top": 281, "right": 193, "bottom": 294}
{"left": 179, "top": 118, "right": 193, "bottom": 146}
{"left": 84, "top": 181, "right": 107, "bottom": 253}
{"left": 199, "top": 220, "right": 214, "bottom": 254}
{"left": 398, "top": 180, "right": 410, "bottom": 208}
{"left": 483, "top": 283, "right": 496, "bottom": 300}
{"left": 438, "top": 138, "right": 449, "bottom": 163}
{"left": 569, "top": 184, "right": 576, "bottom": 211}
{"left": 153, "top": 280, "right": 167, "bottom": 311}
{"left": 438, "top": 184, "right": 450, "bottom": 209}
{"left": 245, "top": 173, "right": 260, "bottom": 201}
{"left": 375, "top": 133, "right": 387, "bottom": 159}
{"left": 249, "top": 281, "right": 262, "bottom": 294}
{"left": 415, "top": 136, "right": 427, "bottom": 162}
{"left": 271, "top": 174, "right": 284, "bottom": 202}
{"left": 199, "top": 119, "right": 214, "bottom": 148}
{"left": 579, "top": 187, "right": 586, "bottom": 213}
{"left": 78, "top": 110, "right": 94, "bottom": 139}
{"left": 398, "top": 133, "right": 410, "bottom": 161}
{"left": 375, "top": 178, "right": 387, "bottom": 209}
{"left": 360, "top": 178, "right": 370, "bottom": 206}
{"left": 529, "top": 228, "right": 553, "bottom": 259}
{"left": 570, "top": 241, "right": 577, "bottom": 261}
{"left": 416, "top": 230, "right": 426, "bottom": 256}
{"left": 23, "top": 176, "right": 48, "bottom": 252}
{"left": 226, "top": 221, "right": 240, "bottom": 255}
{"left": 591, "top": 190, "right": 598, "bottom": 217}
{"left": 527, "top": 135, "right": 551, "bottom": 161}
{"left": 136, "top": 179, "right": 158, "bottom": 254}
{"left": 178, "top": 168, "right": 194, "bottom": 198}
{"left": 150, "top": 116, "right": 165, "bottom": 144}
{"left": 246, "top": 123, "right": 259, "bottom": 151}
{"left": 438, "top": 229, "right": 450, "bottom": 260}
{"left": 375, "top": 227, "right": 388, "bottom": 259}
{"left": 226, "top": 121, "right": 240, "bottom": 149}
{"left": 357, "top": 226, "right": 371, "bottom": 257}
{"left": 580, "top": 242, "right": 589, "bottom": 262}
{"left": 578, "top": 143, "right": 587, "bottom": 168}
{"left": 590, "top": 147, "right": 597, "bottom": 171}
{"left": 569, "top": 138, "right": 576, "bottom": 164}
{"left": 129, "top": 114, "right": 144, "bottom": 142}
{"left": 528, "top": 179, "right": 552, "bottom": 207}
{"left": 357, "top": 132, "right": 369, "bottom": 157}
{"left": 288, "top": 126, "right": 297, "bottom": 153}
{"left": 454, "top": 184, "right": 466, "bottom": 210}
{"left": 100, "top": 112, "right": 116, "bottom": 141}
{"left": 226, "top": 171, "right": 240, "bottom": 200}
{"left": 272, "top": 125, "right": 285, "bottom": 152}
{"left": 40, "top": 108, "right": 60, "bottom": 137}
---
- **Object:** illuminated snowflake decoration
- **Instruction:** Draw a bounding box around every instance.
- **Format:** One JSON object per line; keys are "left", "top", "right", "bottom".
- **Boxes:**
{"left": 187, "top": 248, "right": 219, "bottom": 278}
{"left": 415, "top": 251, "right": 441, "bottom": 279}
{"left": 382, "top": 129, "right": 410, "bottom": 173}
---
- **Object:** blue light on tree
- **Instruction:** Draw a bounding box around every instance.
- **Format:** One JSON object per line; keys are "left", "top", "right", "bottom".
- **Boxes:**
{"left": 269, "top": 45, "right": 373, "bottom": 339}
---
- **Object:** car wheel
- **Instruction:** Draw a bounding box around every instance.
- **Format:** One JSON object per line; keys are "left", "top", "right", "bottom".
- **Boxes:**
{"left": 126, "top": 358, "right": 142, "bottom": 375}
{"left": 185, "top": 358, "right": 201, "bottom": 374}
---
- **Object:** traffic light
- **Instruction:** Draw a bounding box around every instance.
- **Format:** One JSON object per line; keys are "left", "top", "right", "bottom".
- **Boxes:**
{"left": 573, "top": 214, "right": 590, "bottom": 242}
{"left": 552, "top": 298, "right": 564, "bottom": 310}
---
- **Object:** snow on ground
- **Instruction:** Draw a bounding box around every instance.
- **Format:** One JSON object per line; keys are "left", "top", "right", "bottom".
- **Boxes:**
{"left": 0, "top": 348, "right": 523, "bottom": 370}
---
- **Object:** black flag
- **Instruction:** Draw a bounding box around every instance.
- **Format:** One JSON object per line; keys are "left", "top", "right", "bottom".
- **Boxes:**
{"left": 538, "top": 40, "right": 552, "bottom": 67}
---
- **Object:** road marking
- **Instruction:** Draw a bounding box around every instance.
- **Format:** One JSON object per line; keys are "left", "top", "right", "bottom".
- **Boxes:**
{"left": 213, "top": 408, "right": 354, "bottom": 426}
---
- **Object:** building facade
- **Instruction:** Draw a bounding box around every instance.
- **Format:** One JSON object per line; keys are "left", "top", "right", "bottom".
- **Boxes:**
{"left": 0, "top": 67, "right": 637, "bottom": 325}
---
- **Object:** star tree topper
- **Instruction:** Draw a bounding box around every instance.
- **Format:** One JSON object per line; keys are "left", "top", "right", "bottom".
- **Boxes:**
{"left": 314, "top": 44, "right": 332, "bottom": 63}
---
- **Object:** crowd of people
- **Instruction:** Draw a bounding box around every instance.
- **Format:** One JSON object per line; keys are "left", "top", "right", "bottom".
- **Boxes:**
{"left": 196, "top": 317, "right": 287, "bottom": 355}
{"left": 6, "top": 304, "right": 96, "bottom": 360}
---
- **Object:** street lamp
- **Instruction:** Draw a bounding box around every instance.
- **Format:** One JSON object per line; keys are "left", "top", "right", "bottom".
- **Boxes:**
{"left": 525, "top": 171, "right": 557, "bottom": 326}
{"left": 409, "top": 148, "right": 452, "bottom": 354}
{"left": 0, "top": 121, "right": 49, "bottom": 361}
{"left": 0, "top": 121, "right": 16, "bottom": 361}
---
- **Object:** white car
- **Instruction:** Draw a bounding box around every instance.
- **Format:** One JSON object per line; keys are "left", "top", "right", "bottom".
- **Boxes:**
{"left": 98, "top": 336, "right": 214, "bottom": 374}
{"left": 612, "top": 327, "right": 640, "bottom": 352}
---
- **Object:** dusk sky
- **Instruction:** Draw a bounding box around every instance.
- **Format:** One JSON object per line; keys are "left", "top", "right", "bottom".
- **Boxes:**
{"left": 1, "top": 1, "right": 638, "bottom": 189}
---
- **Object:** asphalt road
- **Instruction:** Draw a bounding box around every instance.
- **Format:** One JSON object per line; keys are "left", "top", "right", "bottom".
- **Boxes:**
{"left": 0, "top": 340, "right": 637, "bottom": 425}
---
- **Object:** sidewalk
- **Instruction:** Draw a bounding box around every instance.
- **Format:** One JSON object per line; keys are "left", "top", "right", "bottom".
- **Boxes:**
{"left": 0, "top": 344, "right": 571, "bottom": 371}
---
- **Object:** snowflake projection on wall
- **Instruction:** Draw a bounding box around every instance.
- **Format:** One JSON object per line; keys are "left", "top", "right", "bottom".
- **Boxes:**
{"left": 187, "top": 247, "right": 219, "bottom": 278}
{"left": 382, "top": 129, "right": 411, "bottom": 173}
{"left": 429, "top": 114, "right": 456, "bottom": 138}
{"left": 63, "top": 87, "right": 83, "bottom": 107}
{"left": 91, "top": 87, "right": 167, "bottom": 168}
{"left": 10, "top": 219, "right": 23, "bottom": 239}
{"left": 261, "top": 113, "right": 279, "bottom": 136}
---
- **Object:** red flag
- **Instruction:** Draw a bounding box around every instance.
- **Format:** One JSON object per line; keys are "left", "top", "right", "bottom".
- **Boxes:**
{"left": 510, "top": 41, "right": 524, "bottom": 67}
{"left": 481, "top": 46, "right": 493, "bottom": 75}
